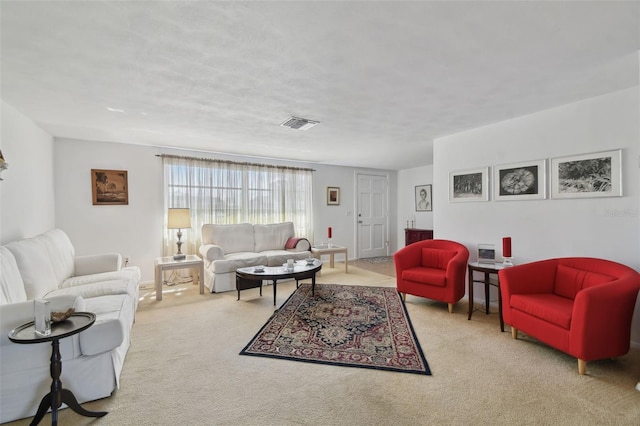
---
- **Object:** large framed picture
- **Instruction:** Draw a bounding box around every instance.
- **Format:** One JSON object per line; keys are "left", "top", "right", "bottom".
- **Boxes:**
{"left": 449, "top": 167, "right": 489, "bottom": 202}
{"left": 493, "top": 159, "right": 546, "bottom": 201}
{"left": 550, "top": 149, "right": 622, "bottom": 199}
{"left": 91, "top": 169, "right": 129, "bottom": 205}
{"left": 327, "top": 187, "right": 340, "bottom": 205}
{"left": 415, "top": 184, "right": 432, "bottom": 211}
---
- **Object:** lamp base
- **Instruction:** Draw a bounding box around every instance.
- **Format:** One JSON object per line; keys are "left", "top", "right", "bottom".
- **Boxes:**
{"left": 503, "top": 257, "right": 513, "bottom": 267}
{"left": 173, "top": 254, "right": 186, "bottom": 261}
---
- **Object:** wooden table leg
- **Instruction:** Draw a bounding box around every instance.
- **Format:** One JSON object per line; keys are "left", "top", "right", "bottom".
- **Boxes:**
{"left": 272, "top": 280, "right": 277, "bottom": 306}
{"left": 484, "top": 272, "right": 490, "bottom": 315}
{"left": 467, "top": 266, "right": 474, "bottom": 320}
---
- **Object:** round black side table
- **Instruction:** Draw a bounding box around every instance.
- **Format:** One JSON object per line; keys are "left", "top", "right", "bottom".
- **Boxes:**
{"left": 9, "top": 312, "right": 108, "bottom": 425}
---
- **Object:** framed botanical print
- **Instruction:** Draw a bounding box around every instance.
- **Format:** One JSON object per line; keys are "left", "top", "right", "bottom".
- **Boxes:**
{"left": 493, "top": 159, "right": 546, "bottom": 201}
{"left": 449, "top": 167, "right": 489, "bottom": 202}
{"left": 550, "top": 149, "right": 622, "bottom": 199}
{"left": 91, "top": 169, "right": 129, "bottom": 205}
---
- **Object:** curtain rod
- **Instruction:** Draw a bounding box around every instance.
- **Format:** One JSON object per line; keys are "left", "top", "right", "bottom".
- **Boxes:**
{"left": 155, "top": 154, "right": 315, "bottom": 172}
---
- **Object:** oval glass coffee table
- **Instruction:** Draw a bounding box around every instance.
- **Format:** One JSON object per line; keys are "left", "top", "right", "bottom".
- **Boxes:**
{"left": 236, "top": 259, "right": 322, "bottom": 305}
{"left": 9, "top": 312, "right": 108, "bottom": 425}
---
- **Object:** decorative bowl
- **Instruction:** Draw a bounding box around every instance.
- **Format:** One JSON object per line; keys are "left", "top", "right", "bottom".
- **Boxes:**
{"left": 305, "top": 258, "right": 315, "bottom": 265}
{"left": 51, "top": 308, "right": 75, "bottom": 323}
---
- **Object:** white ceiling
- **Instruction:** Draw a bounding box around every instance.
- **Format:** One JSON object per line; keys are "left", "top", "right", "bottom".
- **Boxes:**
{"left": 1, "top": 1, "right": 639, "bottom": 170}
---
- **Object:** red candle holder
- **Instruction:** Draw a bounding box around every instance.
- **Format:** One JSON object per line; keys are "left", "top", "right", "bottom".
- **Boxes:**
{"left": 502, "top": 237, "right": 513, "bottom": 266}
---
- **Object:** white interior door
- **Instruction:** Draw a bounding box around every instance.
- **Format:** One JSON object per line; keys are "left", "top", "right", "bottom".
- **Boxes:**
{"left": 357, "top": 174, "right": 388, "bottom": 258}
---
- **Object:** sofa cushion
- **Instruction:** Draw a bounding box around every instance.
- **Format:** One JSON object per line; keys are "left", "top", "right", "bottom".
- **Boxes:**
{"left": 36, "top": 229, "right": 75, "bottom": 285}
{"left": 81, "top": 295, "right": 130, "bottom": 356}
{"left": 5, "top": 237, "right": 59, "bottom": 300}
{"left": 421, "top": 248, "right": 456, "bottom": 270}
{"left": 254, "top": 222, "right": 294, "bottom": 253}
{"left": 0, "top": 247, "right": 27, "bottom": 305}
{"left": 511, "top": 293, "right": 574, "bottom": 329}
{"left": 402, "top": 267, "right": 447, "bottom": 287}
{"left": 212, "top": 253, "right": 268, "bottom": 274}
{"left": 554, "top": 264, "right": 615, "bottom": 299}
{"left": 203, "top": 223, "right": 255, "bottom": 254}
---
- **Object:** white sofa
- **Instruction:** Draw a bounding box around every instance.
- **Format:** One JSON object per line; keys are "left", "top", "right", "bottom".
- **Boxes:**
{"left": 199, "top": 222, "right": 311, "bottom": 293}
{"left": 0, "top": 229, "right": 140, "bottom": 423}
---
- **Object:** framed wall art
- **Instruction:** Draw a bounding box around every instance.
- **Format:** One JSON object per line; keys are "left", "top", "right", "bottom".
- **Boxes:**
{"left": 91, "top": 169, "right": 129, "bottom": 205}
{"left": 550, "top": 149, "right": 622, "bottom": 199}
{"left": 493, "top": 159, "right": 546, "bottom": 201}
{"left": 415, "top": 184, "right": 432, "bottom": 211}
{"left": 327, "top": 186, "right": 340, "bottom": 205}
{"left": 449, "top": 167, "right": 489, "bottom": 202}
{"left": 477, "top": 244, "right": 496, "bottom": 264}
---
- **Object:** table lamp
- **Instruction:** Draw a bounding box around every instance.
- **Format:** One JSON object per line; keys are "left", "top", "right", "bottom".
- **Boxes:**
{"left": 167, "top": 208, "right": 191, "bottom": 260}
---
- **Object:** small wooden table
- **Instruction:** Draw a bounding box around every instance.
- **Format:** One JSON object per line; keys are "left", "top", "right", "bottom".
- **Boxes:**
{"left": 154, "top": 255, "right": 205, "bottom": 301}
{"left": 467, "top": 261, "right": 508, "bottom": 332}
{"left": 236, "top": 260, "right": 322, "bottom": 305}
{"left": 311, "top": 244, "right": 348, "bottom": 273}
{"left": 9, "top": 312, "right": 107, "bottom": 425}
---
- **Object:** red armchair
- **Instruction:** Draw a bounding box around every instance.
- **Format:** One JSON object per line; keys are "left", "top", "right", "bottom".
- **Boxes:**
{"left": 394, "top": 239, "right": 469, "bottom": 313}
{"left": 499, "top": 257, "right": 640, "bottom": 374}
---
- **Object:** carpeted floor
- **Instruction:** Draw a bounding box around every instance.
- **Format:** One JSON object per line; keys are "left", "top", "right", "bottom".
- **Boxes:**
{"left": 6, "top": 266, "right": 640, "bottom": 425}
{"left": 240, "top": 283, "right": 430, "bottom": 375}
{"left": 360, "top": 256, "right": 392, "bottom": 264}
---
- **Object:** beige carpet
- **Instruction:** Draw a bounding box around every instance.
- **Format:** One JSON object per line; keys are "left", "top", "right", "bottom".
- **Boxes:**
{"left": 7, "top": 266, "right": 640, "bottom": 425}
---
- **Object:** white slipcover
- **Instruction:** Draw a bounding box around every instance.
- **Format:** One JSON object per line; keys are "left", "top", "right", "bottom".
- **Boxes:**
{"left": 199, "top": 222, "right": 311, "bottom": 292}
{"left": 0, "top": 229, "right": 140, "bottom": 423}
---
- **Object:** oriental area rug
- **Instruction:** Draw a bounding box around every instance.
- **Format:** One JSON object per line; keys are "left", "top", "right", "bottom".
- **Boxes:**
{"left": 240, "top": 283, "right": 431, "bottom": 375}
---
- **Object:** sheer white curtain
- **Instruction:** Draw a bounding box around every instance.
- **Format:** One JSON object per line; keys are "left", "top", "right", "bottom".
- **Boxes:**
{"left": 162, "top": 155, "right": 313, "bottom": 257}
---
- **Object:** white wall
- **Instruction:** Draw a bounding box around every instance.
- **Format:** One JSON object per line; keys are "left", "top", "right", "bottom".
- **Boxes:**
{"left": 397, "top": 165, "right": 433, "bottom": 246}
{"left": 433, "top": 87, "right": 640, "bottom": 345}
{"left": 54, "top": 139, "right": 164, "bottom": 280}
{"left": 0, "top": 101, "right": 55, "bottom": 243}
{"left": 53, "top": 139, "right": 397, "bottom": 281}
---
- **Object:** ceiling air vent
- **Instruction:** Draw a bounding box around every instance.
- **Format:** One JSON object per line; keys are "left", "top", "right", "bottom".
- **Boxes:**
{"left": 280, "top": 116, "right": 319, "bottom": 130}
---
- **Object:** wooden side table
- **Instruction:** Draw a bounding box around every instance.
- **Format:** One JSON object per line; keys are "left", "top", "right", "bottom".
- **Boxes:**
{"left": 9, "top": 312, "right": 107, "bottom": 425}
{"left": 310, "top": 244, "right": 348, "bottom": 273}
{"left": 467, "top": 261, "right": 508, "bottom": 332}
{"left": 154, "top": 255, "right": 205, "bottom": 301}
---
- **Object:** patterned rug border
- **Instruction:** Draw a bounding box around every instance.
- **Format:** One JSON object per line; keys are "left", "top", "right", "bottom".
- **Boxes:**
{"left": 240, "top": 283, "right": 431, "bottom": 376}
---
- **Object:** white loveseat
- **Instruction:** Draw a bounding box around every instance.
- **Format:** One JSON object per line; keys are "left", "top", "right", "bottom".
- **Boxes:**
{"left": 0, "top": 229, "right": 140, "bottom": 423}
{"left": 199, "top": 222, "right": 311, "bottom": 293}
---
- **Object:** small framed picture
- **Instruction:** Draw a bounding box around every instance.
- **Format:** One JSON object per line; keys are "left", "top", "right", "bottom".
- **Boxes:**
{"left": 493, "top": 159, "right": 546, "bottom": 201}
{"left": 91, "top": 169, "right": 129, "bottom": 205}
{"left": 449, "top": 167, "right": 490, "bottom": 202}
{"left": 327, "top": 187, "right": 340, "bottom": 205}
{"left": 415, "top": 184, "right": 432, "bottom": 211}
{"left": 478, "top": 244, "right": 496, "bottom": 264}
{"left": 550, "top": 149, "right": 622, "bottom": 199}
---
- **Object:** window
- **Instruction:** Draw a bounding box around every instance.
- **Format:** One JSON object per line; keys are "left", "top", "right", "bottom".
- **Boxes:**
{"left": 162, "top": 155, "right": 313, "bottom": 256}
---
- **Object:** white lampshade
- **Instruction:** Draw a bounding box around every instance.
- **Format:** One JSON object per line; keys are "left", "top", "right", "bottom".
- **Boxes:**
{"left": 167, "top": 208, "right": 191, "bottom": 229}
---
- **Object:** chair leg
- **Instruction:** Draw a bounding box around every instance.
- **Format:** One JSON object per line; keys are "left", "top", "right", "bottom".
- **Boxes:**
{"left": 447, "top": 303, "right": 453, "bottom": 313}
{"left": 511, "top": 327, "right": 518, "bottom": 339}
{"left": 401, "top": 292, "right": 406, "bottom": 302}
{"left": 578, "top": 359, "right": 587, "bottom": 375}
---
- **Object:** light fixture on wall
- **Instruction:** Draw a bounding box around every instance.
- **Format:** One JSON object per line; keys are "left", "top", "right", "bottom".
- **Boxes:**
{"left": 0, "top": 150, "right": 8, "bottom": 181}
{"left": 167, "top": 208, "right": 191, "bottom": 260}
